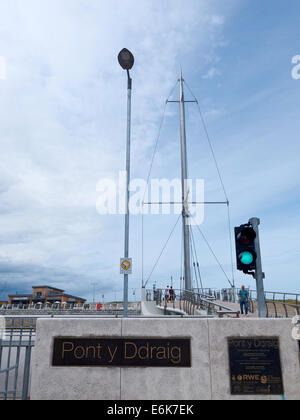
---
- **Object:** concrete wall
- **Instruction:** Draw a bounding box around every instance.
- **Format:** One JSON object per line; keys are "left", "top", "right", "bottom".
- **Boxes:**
{"left": 141, "top": 301, "right": 185, "bottom": 316}
{"left": 30, "top": 318, "right": 300, "bottom": 400}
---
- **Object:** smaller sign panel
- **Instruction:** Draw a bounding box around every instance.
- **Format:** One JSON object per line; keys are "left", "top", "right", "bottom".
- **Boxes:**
{"left": 52, "top": 338, "right": 191, "bottom": 368}
{"left": 228, "top": 337, "right": 284, "bottom": 395}
{"left": 120, "top": 258, "right": 132, "bottom": 275}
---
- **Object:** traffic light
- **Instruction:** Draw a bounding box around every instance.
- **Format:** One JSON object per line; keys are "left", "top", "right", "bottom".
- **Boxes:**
{"left": 234, "top": 224, "right": 257, "bottom": 274}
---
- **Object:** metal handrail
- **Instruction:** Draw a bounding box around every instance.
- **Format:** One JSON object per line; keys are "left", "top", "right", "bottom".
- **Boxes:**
{"left": 148, "top": 289, "right": 239, "bottom": 318}
{"left": 181, "top": 290, "right": 239, "bottom": 317}
{"left": 213, "top": 287, "right": 300, "bottom": 318}
{"left": 149, "top": 287, "right": 300, "bottom": 318}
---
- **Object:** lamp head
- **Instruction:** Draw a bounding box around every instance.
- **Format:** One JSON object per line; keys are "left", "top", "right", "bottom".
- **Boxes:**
{"left": 118, "top": 48, "right": 135, "bottom": 70}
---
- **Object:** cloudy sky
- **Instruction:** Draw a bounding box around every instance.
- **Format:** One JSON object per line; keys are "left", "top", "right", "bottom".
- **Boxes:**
{"left": 0, "top": 0, "right": 299, "bottom": 302}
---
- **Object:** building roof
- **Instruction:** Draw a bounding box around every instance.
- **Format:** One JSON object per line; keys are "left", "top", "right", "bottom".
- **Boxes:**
{"left": 8, "top": 292, "right": 86, "bottom": 302}
{"left": 32, "top": 286, "right": 65, "bottom": 292}
{"left": 40, "top": 293, "right": 86, "bottom": 302}
{"left": 8, "top": 286, "right": 86, "bottom": 303}
{"left": 59, "top": 293, "right": 86, "bottom": 302}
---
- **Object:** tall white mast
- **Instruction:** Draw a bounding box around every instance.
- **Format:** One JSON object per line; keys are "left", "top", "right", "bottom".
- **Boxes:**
{"left": 179, "top": 70, "right": 192, "bottom": 290}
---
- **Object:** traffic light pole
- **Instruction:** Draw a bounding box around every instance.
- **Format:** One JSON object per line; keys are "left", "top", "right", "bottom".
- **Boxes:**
{"left": 249, "top": 217, "right": 267, "bottom": 318}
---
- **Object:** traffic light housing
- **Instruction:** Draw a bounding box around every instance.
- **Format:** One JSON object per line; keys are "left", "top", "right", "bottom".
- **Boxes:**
{"left": 234, "top": 224, "right": 257, "bottom": 274}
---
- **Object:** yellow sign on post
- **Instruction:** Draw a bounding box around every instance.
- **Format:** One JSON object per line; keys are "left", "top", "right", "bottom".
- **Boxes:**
{"left": 120, "top": 258, "right": 132, "bottom": 275}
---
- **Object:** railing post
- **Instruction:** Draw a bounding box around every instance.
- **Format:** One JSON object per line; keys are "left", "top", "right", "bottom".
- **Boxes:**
{"left": 272, "top": 302, "right": 277, "bottom": 318}
{"left": 283, "top": 302, "right": 288, "bottom": 318}
{"left": 22, "top": 346, "right": 32, "bottom": 400}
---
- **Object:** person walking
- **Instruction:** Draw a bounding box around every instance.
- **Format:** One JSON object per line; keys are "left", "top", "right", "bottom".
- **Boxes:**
{"left": 238, "top": 286, "right": 249, "bottom": 316}
{"left": 169, "top": 286, "right": 175, "bottom": 302}
{"left": 165, "top": 286, "right": 170, "bottom": 303}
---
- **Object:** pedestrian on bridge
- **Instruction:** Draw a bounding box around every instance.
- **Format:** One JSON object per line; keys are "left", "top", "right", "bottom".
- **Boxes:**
{"left": 165, "top": 286, "right": 170, "bottom": 303}
{"left": 238, "top": 286, "right": 249, "bottom": 316}
{"left": 169, "top": 287, "right": 175, "bottom": 302}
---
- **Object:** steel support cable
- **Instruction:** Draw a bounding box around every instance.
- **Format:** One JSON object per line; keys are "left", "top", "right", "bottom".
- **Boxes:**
{"left": 190, "top": 214, "right": 233, "bottom": 288}
{"left": 227, "top": 203, "right": 236, "bottom": 287}
{"left": 180, "top": 225, "right": 184, "bottom": 291}
{"left": 189, "top": 226, "right": 200, "bottom": 292}
{"left": 144, "top": 214, "right": 181, "bottom": 288}
{"left": 183, "top": 80, "right": 228, "bottom": 201}
{"left": 142, "top": 211, "right": 144, "bottom": 286}
{"left": 142, "top": 79, "right": 179, "bottom": 204}
{"left": 189, "top": 225, "right": 195, "bottom": 289}
{"left": 183, "top": 80, "right": 235, "bottom": 287}
{"left": 190, "top": 225, "right": 204, "bottom": 291}
{"left": 142, "top": 80, "right": 179, "bottom": 288}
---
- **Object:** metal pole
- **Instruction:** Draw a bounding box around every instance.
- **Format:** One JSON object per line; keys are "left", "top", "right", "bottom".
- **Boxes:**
{"left": 179, "top": 70, "right": 192, "bottom": 290}
{"left": 249, "top": 217, "right": 267, "bottom": 317}
{"left": 123, "top": 70, "right": 132, "bottom": 318}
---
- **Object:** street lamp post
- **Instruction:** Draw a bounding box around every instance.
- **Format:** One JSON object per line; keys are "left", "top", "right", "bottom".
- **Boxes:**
{"left": 118, "top": 48, "right": 134, "bottom": 318}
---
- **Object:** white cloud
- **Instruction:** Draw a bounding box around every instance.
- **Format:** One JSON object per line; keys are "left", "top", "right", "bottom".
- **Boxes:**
{"left": 0, "top": 0, "right": 233, "bottom": 300}
{"left": 1, "top": 0, "right": 298, "bottom": 300}
{"left": 206, "top": 15, "right": 225, "bottom": 26}
{"left": 202, "top": 67, "right": 220, "bottom": 79}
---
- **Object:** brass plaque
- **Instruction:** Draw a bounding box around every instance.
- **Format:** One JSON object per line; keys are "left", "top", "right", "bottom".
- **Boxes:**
{"left": 52, "top": 337, "right": 191, "bottom": 368}
{"left": 228, "top": 337, "right": 284, "bottom": 395}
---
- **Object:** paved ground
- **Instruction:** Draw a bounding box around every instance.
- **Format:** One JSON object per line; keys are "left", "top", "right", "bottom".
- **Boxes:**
{"left": 163, "top": 299, "right": 261, "bottom": 318}
{"left": 215, "top": 300, "right": 257, "bottom": 317}
{"left": 162, "top": 299, "right": 243, "bottom": 317}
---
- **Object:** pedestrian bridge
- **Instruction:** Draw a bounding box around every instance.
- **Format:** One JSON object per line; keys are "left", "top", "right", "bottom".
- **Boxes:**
{"left": 144, "top": 288, "right": 300, "bottom": 319}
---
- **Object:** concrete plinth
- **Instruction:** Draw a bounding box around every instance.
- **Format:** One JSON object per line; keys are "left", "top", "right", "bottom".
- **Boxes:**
{"left": 30, "top": 318, "right": 300, "bottom": 400}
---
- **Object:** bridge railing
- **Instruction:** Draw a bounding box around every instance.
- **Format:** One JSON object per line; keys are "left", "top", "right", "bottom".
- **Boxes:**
{"left": 0, "top": 318, "right": 35, "bottom": 400}
{"left": 147, "top": 289, "right": 239, "bottom": 318}
{"left": 0, "top": 307, "right": 141, "bottom": 317}
{"left": 218, "top": 288, "right": 300, "bottom": 318}
{"left": 0, "top": 302, "right": 141, "bottom": 315}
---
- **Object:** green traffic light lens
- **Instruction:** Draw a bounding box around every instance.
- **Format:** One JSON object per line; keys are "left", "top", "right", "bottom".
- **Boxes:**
{"left": 239, "top": 251, "right": 254, "bottom": 265}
